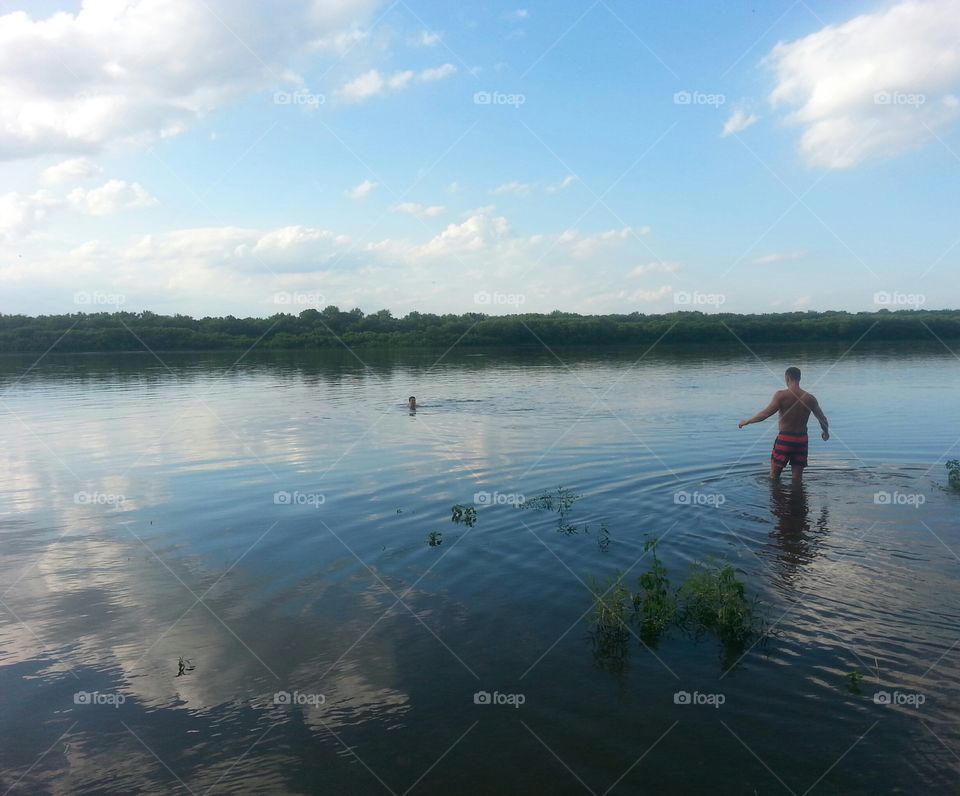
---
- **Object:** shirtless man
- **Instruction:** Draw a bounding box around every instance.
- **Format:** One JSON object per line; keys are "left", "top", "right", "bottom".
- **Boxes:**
{"left": 738, "top": 367, "right": 829, "bottom": 483}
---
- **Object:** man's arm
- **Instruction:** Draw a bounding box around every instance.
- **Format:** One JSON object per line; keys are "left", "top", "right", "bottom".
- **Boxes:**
{"left": 809, "top": 396, "right": 829, "bottom": 441}
{"left": 739, "top": 392, "right": 780, "bottom": 428}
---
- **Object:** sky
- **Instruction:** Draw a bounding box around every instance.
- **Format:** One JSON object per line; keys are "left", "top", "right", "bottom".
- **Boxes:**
{"left": 0, "top": 0, "right": 958, "bottom": 318}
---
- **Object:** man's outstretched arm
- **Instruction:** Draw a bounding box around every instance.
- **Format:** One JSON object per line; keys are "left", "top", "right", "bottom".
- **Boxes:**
{"left": 810, "top": 398, "right": 830, "bottom": 440}
{"left": 739, "top": 393, "right": 780, "bottom": 428}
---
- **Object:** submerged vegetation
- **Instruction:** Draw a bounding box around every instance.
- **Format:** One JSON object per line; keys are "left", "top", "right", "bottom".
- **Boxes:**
{"left": 947, "top": 460, "right": 960, "bottom": 490}
{"left": 3, "top": 308, "right": 960, "bottom": 352}
{"left": 425, "top": 531, "right": 443, "bottom": 547}
{"left": 450, "top": 504, "right": 477, "bottom": 527}
{"left": 589, "top": 540, "right": 765, "bottom": 668}
{"left": 519, "top": 487, "right": 610, "bottom": 549}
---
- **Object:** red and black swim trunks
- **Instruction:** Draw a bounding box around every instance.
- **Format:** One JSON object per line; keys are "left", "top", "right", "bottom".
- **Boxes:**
{"left": 771, "top": 432, "right": 808, "bottom": 468}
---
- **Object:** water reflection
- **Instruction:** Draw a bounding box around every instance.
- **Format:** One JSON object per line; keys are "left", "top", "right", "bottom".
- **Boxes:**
{"left": 768, "top": 480, "right": 829, "bottom": 583}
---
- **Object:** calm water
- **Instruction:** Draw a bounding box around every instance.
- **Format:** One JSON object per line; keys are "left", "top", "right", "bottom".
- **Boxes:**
{"left": 1, "top": 344, "right": 958, "bottom": 795}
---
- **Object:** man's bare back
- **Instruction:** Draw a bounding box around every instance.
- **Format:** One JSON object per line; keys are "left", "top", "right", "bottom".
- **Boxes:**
{"left": 738, "top": 367, "right": 829, "bottom": 483}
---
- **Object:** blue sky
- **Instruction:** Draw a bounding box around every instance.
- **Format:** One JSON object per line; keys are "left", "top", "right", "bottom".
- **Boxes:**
{"left": 0, "top": 0, "right": 958, "bottom": 317}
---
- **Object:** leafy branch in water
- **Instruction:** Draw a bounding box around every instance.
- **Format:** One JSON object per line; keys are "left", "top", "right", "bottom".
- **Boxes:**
{"left": 946, "top": 460, "right": 960, "bottom": 491}
{"left": 588, "top": 539, "right": 765, "bottom": 670}
{"left": 450, "top": 504, "right": 477, "bottom": 527}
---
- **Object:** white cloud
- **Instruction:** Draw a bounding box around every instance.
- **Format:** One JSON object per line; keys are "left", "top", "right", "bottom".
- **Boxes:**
{"left": 722, "top": 109, "right": 758, "bottom": 137}
{"left": 545, "top": 175, "right": 577, "bottom": 193}
{"left": 390, "top": 202, "right": 446, "bottom": 218}
{"left": 447, "top": 181, "right": 462, "bottom": 194}
{"left": 1, "top": 178, "right": 155, "bottom": 239}
{"left": 420, "top": 63, "right": 457, "bottom": 82}
{"left": 69, "top": 180, "right": 157, "bottom": 216}
{"left": 492, "top": 180, "right": 533, "bottom": 197}
{"left": 0, "top": 0, "right": 381, "bottom": 159}
{"left": 767, "top": 0, "right": 960, "bottom": 168}
{"left": 310, "top": 29, "right": 368, "bottom": 54}
{"left": 0, "top": 189, "right": 62, "bottom": 240}
{"left": 338, "top": 63, "right": 457, "bottom": 102}
{"left": 628, "top": 285, "right": 673, "bottom": 302}
{"left": 345, "top": 179, "right": 377, "bottom": 200}
{"left": 753, "top": 250, "right": 805, "bottom": 265}
{"left": 562, "top": 225, "right": 649, "bottom": 258}
{"left": 507, "top": 9, "right": 529, "bottom": 21}
{"left": 41, "top": 157, "right": 103, "bottom": 185}
{"left": 415, "top": 30, "right": 441, "bottom": 47}
{"left": 631, "top": 262, "right": 680, "bottom": 275}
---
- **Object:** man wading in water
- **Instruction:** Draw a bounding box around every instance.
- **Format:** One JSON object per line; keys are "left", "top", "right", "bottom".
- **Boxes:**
{"left": 738, "top": 367, "right": 829, "bottom": 484}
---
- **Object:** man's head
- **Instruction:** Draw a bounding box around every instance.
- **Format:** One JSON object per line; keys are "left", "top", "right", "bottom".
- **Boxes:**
{"left": 408, "top": 396, "right": 416, "bottom": 408}
{"left": 785, "top": 367, "right": 801, "bottom": 386}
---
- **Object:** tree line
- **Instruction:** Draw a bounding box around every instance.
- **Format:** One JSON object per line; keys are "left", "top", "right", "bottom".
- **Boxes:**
{"left": 0, "top": 308, "right": 957, "bottom": 353}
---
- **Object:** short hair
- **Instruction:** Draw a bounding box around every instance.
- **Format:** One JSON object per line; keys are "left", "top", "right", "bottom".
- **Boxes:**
{"left": 408, "top": 396, "right": 416, "bottom": 401}
{"left": 785, "top": 367, "right": 801, "bottom": 383}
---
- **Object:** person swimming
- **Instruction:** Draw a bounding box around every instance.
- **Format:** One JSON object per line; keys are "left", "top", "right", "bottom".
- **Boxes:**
{"left": 408, "top": 396, "right": 417, "bottom": 410}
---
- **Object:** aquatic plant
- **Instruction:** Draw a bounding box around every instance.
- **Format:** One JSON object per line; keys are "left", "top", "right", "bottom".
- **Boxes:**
{"left": 176, "top": 656, "right": 195, "bottom": 677}
{"left": 426, "top": 531, "right": 443, "bottom": 547}
{"left": 677, "top": 560, "right": 758, "bottom": 645}
{"left": 519, "top": 487, "right": 581, "bottom": 518}
{"left": 587, "top": 545, "right": 764, "bottom": 669}
{"left": 946, "top": 460, "right": 960, "bottom": 490}
{"left": 632, "top": 539, "right": 676, "bottom": 643}
{"left": 588, "top": 573, "right": 631, "bottom": 639}
{"left": 450, "top": 504, "right": 477, "bottom": 527}
{"left": 846, "top": 669, "right": 863, "bottom": 693}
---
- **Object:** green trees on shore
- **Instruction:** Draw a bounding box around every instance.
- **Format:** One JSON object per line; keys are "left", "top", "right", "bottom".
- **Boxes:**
{"left": 0, "top": 307, "right": 957, "bottom": 352}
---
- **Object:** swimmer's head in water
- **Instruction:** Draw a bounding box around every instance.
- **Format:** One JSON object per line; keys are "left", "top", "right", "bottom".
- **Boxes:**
{"left": 408, "top": 396, "right": 416, "bottom": 409}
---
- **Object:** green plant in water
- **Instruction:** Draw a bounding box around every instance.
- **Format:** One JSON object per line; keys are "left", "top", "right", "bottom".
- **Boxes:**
{"left": 846, "top": 669, "right": 863, "bottom": 693}
{"left": 588, "top": 572, "right": 630, "bottom": 639}
{"left": 426, "top": 530, "right": 443, "bottom": 547}
{"left": 946, "top": 460, "right": 960, "bottom": 490}
{"left": 676, "top": 560, "right": 758, "bottom": 646}
{"left": 632, "top": 539, "right": 676, "bottom": 643}
{"left": 450, "top": 504, "right": 477, "bottom": 527}
{"left": 518, "top": 487, "right": 581, "bottom": 518}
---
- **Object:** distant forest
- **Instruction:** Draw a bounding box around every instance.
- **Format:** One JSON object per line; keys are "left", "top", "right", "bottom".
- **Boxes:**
{"left": 1, "top": 308, "right": 958, "bottom": 353}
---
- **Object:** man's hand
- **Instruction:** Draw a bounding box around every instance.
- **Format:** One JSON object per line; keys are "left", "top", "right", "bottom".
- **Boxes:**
{"left": 821, "top": 429, "right": 829, "bottom": 441}
{"left": 738, "top": 420, "right": 749, "bottom": 429}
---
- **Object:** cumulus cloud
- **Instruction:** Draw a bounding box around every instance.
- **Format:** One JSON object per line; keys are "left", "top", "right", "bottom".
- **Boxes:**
{"left": 491, "top": 180, "right": 533, "bottom": 197}
{"left": 722, "top": 109, "right": 758, "bottom": 137}
{"left": 0, "top": 0, "right": 381, "bottom": 159}
{"left": 631, "top": 261, "right": 680, "bottom": 275}
{"left": 345, "top": 179, "right": 377, "bottom": 200}
{"left": 390, "top": 202, "right": 446, "bottom": 218}
{"left": 69, "top": 180, "right": 157, "bottom": 216}
{"left": 0, "top": 179, "right": 156, "bottom": 239}
{"left": 41, "top": 157, "right": 103, "bottom": 185}
{"left": 545, "top": 175, "right": 577, "bottom": 193}
{"left": 766, "top": 0, "right": 960, "bottom": 168}
{"left": 338, "top": 63, "right": 457, "bottom": 102}
{"left": 753, "top": 250, "right": 805, "bottom": 265}
{"left": 414, "top": 30, "right": 441, "bottom": 47}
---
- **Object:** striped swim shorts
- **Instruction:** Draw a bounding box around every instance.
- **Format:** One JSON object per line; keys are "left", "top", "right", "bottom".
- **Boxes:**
{"left": 771, "top": 432, "right": 808, "bottom": 467}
